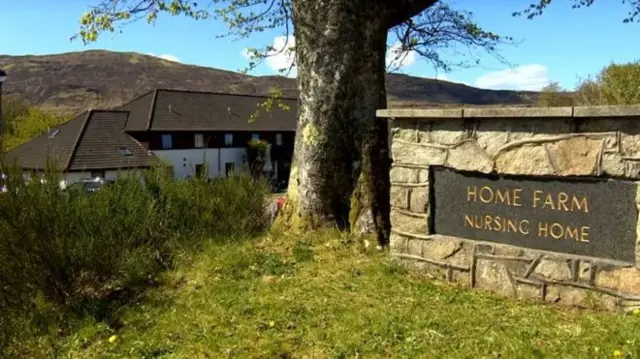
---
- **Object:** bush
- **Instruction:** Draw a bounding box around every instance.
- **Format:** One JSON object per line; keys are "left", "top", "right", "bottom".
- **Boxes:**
{"left": 574, "top": 61, "right": 640, "bottom": 106}
{"left": 0, "top": 164, "right": 270, "bottom": 348}
{"left": 1, "top": 96, "right": 71, "bottom": 150}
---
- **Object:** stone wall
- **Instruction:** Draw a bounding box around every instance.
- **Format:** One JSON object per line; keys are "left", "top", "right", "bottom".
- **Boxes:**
{"left": 378, "top": 106, "right": 640, "bottom": 311}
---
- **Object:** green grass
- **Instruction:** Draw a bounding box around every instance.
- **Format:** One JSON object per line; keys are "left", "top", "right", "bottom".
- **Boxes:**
{"left": 10, "top": 230, "right": 640, "bottom": 358}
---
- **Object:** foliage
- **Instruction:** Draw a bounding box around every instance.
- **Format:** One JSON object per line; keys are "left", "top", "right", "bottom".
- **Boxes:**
{"left": 514, "top": 0, "right": 640, "bottom": 23}
{"left": 0, "top": 164, "right": 270, "bottom": 352}
{"left": 537, "top": 81, "right": 573, "bottom": 107}
{"left": 247, "top": 138, "right": 271, "bottom": 179}
{"left": 574, "top": 61, "right": 640, "bottom": 106}
{"left": 8, "top": 229, "right": 640, "bottom": 357}
{"left": 1, "top": 97, "right": 71, "bottom": 150}
{"left": 75, "top": 0, "right": 512, "bottom": 75}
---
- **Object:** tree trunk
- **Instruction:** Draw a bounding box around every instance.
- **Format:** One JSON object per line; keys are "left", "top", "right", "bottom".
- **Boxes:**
{"left": 277, "top": 0, "right": 391, "bottom": 245}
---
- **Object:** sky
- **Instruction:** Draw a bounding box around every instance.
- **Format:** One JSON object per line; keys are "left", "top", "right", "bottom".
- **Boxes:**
{"left": 0, "top": 0, "right": 638, "bottom": 92}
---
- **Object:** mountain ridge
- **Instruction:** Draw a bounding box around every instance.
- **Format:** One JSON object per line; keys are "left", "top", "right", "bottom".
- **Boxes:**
{"left": 0, "top": 49, "right": 539, "bottom": 114}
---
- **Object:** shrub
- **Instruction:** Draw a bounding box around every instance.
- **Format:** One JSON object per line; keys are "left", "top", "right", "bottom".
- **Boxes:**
{"left": 574, "top": 61, "right": 640, "bottom": 106}
{"left": 1, "top": 96, "right": 71, "bottom": 150}
{"left": 0, "top": 164, "right": 270, "bottom": 348}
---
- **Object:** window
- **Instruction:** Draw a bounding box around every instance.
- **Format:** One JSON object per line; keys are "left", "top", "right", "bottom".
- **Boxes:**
{"left": 195, "top": 164, "right": 205, "bottom": 178}
{"left": 194, "top": 134, "right": 204, "bottom": 148}
{"left": 161, "top": 134, "right": 173, "bottom": 149}
{"left": 224, "top": 133, "right": 233, "bottom": 147}
{"left": 251, "top": 133, "right": 260, "bottom": 141}
{"left": 225, "top": 162, "right": 235, "bottom": 177}
{"left": 118, "top": 147, "right": 133, "bottom": 156}
{"left": 275, "top": 133, "right": 283, "bottom": 146}
{"left": 91, "top": 170, "right": 105, "bottom": 179}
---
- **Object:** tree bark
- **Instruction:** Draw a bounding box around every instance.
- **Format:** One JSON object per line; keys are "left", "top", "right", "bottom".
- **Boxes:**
{"left": 277, "top": 0, "right": 391, "bottom": 245}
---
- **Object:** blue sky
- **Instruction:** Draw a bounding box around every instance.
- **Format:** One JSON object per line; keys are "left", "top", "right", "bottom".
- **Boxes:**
{"left": 0, "top": 0, "right": 637, "bottom": 91}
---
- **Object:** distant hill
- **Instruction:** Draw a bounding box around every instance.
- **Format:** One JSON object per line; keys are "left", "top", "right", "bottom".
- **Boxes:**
{"left": 0, "top": 50, "right": 541, "bottom": 114}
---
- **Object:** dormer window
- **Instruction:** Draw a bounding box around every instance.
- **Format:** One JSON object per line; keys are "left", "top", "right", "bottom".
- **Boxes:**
{"left": 118, "top": 147, "right": 133, "bottom": 156}
{"left": 161, "top": 134, "right": 173, "bottom": 149}
{"left": 194, "top": 134, "right": 204, "bottom": 148}
{"left": 48, "top": 129, "right": 60, "bottom": 139}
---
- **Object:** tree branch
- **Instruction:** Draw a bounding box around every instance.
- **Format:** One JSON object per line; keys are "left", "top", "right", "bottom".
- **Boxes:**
{"left": 385, "top": 0, "right": 438, "bottom": 29}
{"left": 513, "top": 0, "right": 640, "bottom": 23}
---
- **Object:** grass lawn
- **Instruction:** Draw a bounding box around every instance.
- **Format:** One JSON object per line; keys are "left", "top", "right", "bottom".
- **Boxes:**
{"left": 21, "top": 230, "right": 640, "bottom": 358}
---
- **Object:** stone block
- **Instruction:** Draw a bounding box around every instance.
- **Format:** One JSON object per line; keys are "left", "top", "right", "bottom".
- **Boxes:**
{"left": 393, "top": 128, "right": 418, "bottom": 142}
{"left": 475, "top": 259, "right": 516, "bottom": 297}
{"left": 579, "top": 261, "right": 594, "bottom": 282}
{"left": 419, "top": 119, "right": 467, "bottom": 145}
{"left": 545, "top": 137, "right": 602, "bottom": 176}
{"left": 390, "top": 232, "right": 408, "bottom": 254}
{"left": 378, "top": 108, "right": 463, "bottom": 119}
{"left": 409, "top": 187, "right": 429, "bottom": 213}
{"left": 422, "top": 237, "right": 465, "bottom": 263}
{"left": 573, "top": 105, "right": 640, "bottom": 118}
{"left": 391, "top": 210, "right": 427, "bottom": 234}
{"left": 545, "top": 286, "right": 588, "bottom": 307}
{"left": 418, "top": 169, "right": 430, "bottom": 183}
{"left": 595, "top": 267, "right": 640, "bottom": 294}
{"left": 601, "top": 153, "right": 625, "bottom": 177}
{"left": 515, "top": 282, "right": 543, "bottom": 300}
{"left": 407, "top": 239, "right": 424, "bottom": 257}
{"left": 464, "top": 107, "right": 573, "bottom": 118}
{"left": 494, "top": 144, "right": 555, "bottom": 176}
{"left": 475, "top": 120, "right": 511, "bottom": 157}
{"left": 390, "top": 186, "right": 409, "bottom": 209}
{"left": 452, "top": 269, "right": 472, "bottom": 286}
{"left": 626, "top": 161, "right": 640, "bottom": 178}
{"left": 446, "top": 141, "right": 493, "bottom": 173}
{"left": 390, "top": 167, "right": 418, "bottom": 183}
{"left": 391, "top": 140, "right": 448, "bottom": 166}
{"left": 534, "top": 258, "right": 572, "bottom": 281}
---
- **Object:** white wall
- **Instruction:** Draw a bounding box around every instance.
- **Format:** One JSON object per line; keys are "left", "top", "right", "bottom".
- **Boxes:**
{"left": 151, "top": 148, "right": 264, "bottom": 179}
{"left": 152, "top": 148, "right": 222, "bottom": 179}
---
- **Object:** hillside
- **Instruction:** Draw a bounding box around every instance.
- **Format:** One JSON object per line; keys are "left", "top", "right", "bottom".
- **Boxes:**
{"left": 0, "top": 50, "right": 539, "bottom": 114}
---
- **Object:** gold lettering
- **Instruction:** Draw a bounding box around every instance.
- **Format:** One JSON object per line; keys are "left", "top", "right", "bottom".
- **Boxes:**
{"left": 479, "top": 186, "right": 493, "bottom": 203}
{"left": 565, "top": 226, "right": 579, "bottom": 241}
{"left": 484, "top": 215, "right": 493, "bottom": 230}
{"left": 557, "top": 192, "right": 570, "bottom": 212}
{"left": 581, "top": 226, "right": 590, "bottom": 242}
{"left": 474, "top": 215, "right": 482, "bottom": 229}
{"left": 538, "top": 221, "right": 548, "bottom": 237}
{"left": 572, "top": 196, "right": 589, "bottom": 213}
{"left": 464, "top": 214, "right": 474, "bottom": 228}
{"left": 512, "top": 189, "right": 523, "bottom": 207}
{"left": 519, "top": 220, "right": 530, "bottom": 235}
{"left": 467, "top": 186, "right": 477, "bottom": 202}
{"left": 533, "top": 190, "right": 543, "bottom": 208}
{"left": 493, "top": 216, "right": 503, "bottom": 232}
{"left": 544, "top": 194, "right": 556, "bottom": 210}
{"left": 495, "top": 189, "right": 510, "bottom": 205}
{"left": 506, "top": 219, "right": 517, "bottom": 233}
{"left": 550, "top": 223, "right": 564, "bottom": 239}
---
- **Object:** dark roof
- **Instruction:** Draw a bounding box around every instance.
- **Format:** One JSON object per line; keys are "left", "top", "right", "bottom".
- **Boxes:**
{"left": 120, "top": 89, "right": 298, "bottom": 132}
{"left": 5, "top": 110, "right": 153, "bottom": 171}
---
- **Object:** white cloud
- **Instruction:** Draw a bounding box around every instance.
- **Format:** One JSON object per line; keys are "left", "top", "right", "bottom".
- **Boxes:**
{"left": 435, "top": 74, "right": 470, "bottom": 86}
{"left": 474, "top": 64, "right": 550, "bottom": 91}
{"left": 242, "top": 36, "right": 297, "bottom": 77}
{"left": 148, "top": 53, "right": 180, "bottom": 62}
{"left": 386, "top": 42, "right": 416, "bottom": 70}
{"left": 241, "top": 36, "right": 418, "bottom": 77}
